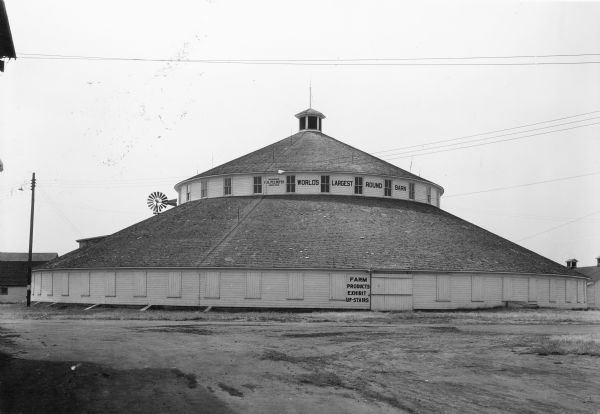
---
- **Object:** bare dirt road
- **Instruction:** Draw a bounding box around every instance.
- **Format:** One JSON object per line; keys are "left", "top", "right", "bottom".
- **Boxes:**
{"left": 0, "top": 305, "right": 599, "bottom": 413}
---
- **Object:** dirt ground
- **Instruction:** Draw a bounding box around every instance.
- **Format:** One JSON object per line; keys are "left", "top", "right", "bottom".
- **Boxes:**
{"left": 1, "top": 304, "right": 599, "bottom": 413}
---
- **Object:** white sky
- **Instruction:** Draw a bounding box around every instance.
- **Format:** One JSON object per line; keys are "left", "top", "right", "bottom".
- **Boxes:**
{"left": 1, "top": 0, "right": 599, "bottom": 266}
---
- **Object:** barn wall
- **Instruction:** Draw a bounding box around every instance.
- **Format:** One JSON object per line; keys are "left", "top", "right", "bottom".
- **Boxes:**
{"left": 412, "top": 273, "right": 587, "bottom": 310}
{"left": 588, "top": 282, "right": 600, "bottom": 309}
{"left": 31, "top": 270, "right": 587, "bottom": 310}
{"left": 31, "top": 269, "right": 370, "bottom": 309}
{"left": 178, "top": 173, "right": 440, "bottom": 206}
{"left": 0, "top": 286, "right": 26, "bottom": 303}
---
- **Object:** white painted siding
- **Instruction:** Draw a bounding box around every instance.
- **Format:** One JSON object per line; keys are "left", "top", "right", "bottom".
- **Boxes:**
{"left": 329, "top": 273, "right": 345, "bottom": 301}
{"left": 528, "top": 278, "right": 537, "bottom": 302}
{"left": 577, "top": 281, "right": 585, "bottom": 303}
{"left": 415, "top": 183, "right": 427, "bottom": 203}
{"left": 566, "top": 280, "right": 577, "bottom": 304}
{"left": 177, "top": 172, "right": 443, "bottom": 207}
{"left": 32, "top": 269, "right": 585, "bottom": 310}
{"left": 205, "top": 271, "right": 220, "bottom": 298}
{"left": 59, "top": 272, "right": 69, "bottom": 296}
{"left": 391, "top": 179, "right": 409, "bottom": 200}
{"left": 81, "top": 272, "right": 90, "bottom": 296}
{"left": 373, "top": 277, "right": 412, "bottom": 295}
{"left": 503, "top": 277, "right": 528, "bottom": 301}
{"left": 295, "top": 174, "right": 320, "bottom": 194}
{"left": 43, "top": 272, "right": 53, "bottom": 297}
{"left": 168, "top": 272, "right": 182, "bottom": 298}
{"left": 329, "top": 174, "right": 354, "bottom": 196}
{"left": 471, "top": 276, "right": 484, "bottom": 302}
{"left": 233, "top": 176, "right": 253, "bottom": 196}
{"left": 371, "top": 274, "right": 412, "bottom": 311}
{"left": 588, "top": 282, "right": 599, "bottom": 308}
{"left": 103, "top": 272, "right": 116, "bottom": 297}
{"left": 245, "top": 272, "right": 261, "bottom": 299}
{"left": 436, "top": 275, "right": 451, "bottom": 302}
{"left": 363, "top": 176, "right": 384, "bottom": 198}
{"left": 133, "top": 271, "right": 147, "bottom": 297}
{"left": 288, "top": 273, "right": 304, "bottom": 300}
{"left": 549, "top": 278, "right": 559, "bottom": 302}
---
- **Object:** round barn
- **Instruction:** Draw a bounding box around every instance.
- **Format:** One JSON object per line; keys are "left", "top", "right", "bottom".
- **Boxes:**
{"left": 33, "top": 108, "right": 589, "bottom": 310}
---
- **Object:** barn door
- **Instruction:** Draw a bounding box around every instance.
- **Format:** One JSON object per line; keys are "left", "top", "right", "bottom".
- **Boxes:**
{"left": 371, "top": 274, "right": 413, "bottom": 311}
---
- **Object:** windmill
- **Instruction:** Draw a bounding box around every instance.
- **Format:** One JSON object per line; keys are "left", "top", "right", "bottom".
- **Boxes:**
{"left": 147, "top": 192, "right": 177, "bottom": 215}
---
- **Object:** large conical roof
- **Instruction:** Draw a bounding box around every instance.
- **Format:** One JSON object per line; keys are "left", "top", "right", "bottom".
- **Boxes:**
{"left": 41, "top": 195, "right": 576, "bottom": 276}
{"left": 176, "top": 130, "right": 440, "bottom": 191}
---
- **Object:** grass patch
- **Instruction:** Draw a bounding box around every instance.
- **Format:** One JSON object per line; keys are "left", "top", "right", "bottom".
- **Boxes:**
{"left": 532, "top": 335, "right": 600, "bottom": 356}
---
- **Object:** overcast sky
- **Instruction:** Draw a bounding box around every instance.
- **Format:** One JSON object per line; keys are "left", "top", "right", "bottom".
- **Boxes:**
{"left": 1, "top": 0, "right": 599, "bottom": 266}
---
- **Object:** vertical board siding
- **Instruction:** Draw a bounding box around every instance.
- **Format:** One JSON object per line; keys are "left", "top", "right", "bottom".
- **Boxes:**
{"left": 104, "top": 272, "right": 116, "bottom": 297}
{"left": 329, "top": 274, "right": 346, "bottom": 300}
{"left": 471, "top": 276, "right": 484, "bottom": 302}
{"left": 371, "top": 274, "right": 412, "bottom": 311}
{"left": 549, "top": 278, "right": 558, "bottom": 302}
{"left": 577, "top": 281, "right": 585, "bottom": 303}
{"left": 167, "top": 272, "right": 182, "bottom": 298}
{"left": 288, "top": 273, "right": 304, "bottom": 300}
{"left": 566, "top": 280, "right": 576, "bottom": 303}
{"left": 436, "top": 275, "right": 451, "bottom": 301}
{"left": 31, "top": 269, "right": 585, "bottom": 310}
{"left": 59, "top": 273, "right": 69, "bottom": 296}
{"left": 133, "top": 271, "right": 147, "bottom": 297}
{"left": 43, "top": 272, "right": 53, "bottom": 296}
{"left": 205, "top": 272, "right": 220, "bottom": 298}
{"left": 81, "top": 272, "right": 90, "bottom": 296}
{"left": 528, "top": 278, "right": 537, "bottom": 302}
{"left": 503, "top": 277, "right": 528, "bottom": 301}
{"left": 245, "top": 272, "right": 261, "bottom": 299}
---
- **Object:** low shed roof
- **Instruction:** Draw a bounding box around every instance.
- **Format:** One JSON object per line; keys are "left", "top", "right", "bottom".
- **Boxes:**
{"left": 40, "top": 195, "right": 577, "bottom": 277}
{"left": 0, "top": 253, "right": 57, "bottom": 286}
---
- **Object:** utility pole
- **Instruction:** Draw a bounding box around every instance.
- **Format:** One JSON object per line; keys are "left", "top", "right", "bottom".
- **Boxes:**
{"left": 26, "top": 172, "right": 36, "bottom": 307}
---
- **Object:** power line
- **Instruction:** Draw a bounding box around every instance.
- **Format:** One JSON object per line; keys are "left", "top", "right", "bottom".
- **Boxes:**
{"left": 379, "top": 116, "right": 600, "bottom": 159}
{"left": 381, "top": 121, "right": 600, "bottom": 161}
{"left": 371, "top": 110, "right": 600, "bottom": 155}
{"left": 21, "top": 52, "right": 600, "bottom": 61}
{"left": 444, "top": 171, "right": 600, "bottom": 198}
{"left": 516, "top": 209, "right": 600, "bottom": 242}
{"left": 16, "top": 53, "right": 600, "bottom": 66}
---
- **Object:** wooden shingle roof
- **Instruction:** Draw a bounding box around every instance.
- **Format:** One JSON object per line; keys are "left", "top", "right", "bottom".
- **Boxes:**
{"left": 176, "top": 131, "right": 441, "bottom": 190}
{"left": 40, "top": 195, "right": 577, "bottom": 276}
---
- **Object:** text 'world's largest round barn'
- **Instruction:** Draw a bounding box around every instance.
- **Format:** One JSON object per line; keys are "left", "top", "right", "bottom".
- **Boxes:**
{"left": 33, "top": 108, "right": 589, "bottom": 310}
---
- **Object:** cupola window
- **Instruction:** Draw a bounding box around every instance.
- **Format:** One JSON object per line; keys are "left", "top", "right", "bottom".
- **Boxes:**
{"left": 295, "top": 108, "right": 325, "bottom": 132}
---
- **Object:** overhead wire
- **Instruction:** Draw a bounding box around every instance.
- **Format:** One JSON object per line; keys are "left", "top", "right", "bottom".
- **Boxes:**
{"left": 381, "top": 121, "right": 600, "bottom": 161}
{"left": 371, "top": 110, "right": 600, "bottom": 154}
{"left": 379, "top": 116, "right": 600, "bottom": 159}
{"left": 443, "top": 172, "right": 600, "bottom": 198}
{"left": 516, "top": 209, "right": 600, "bottom": 242}
{"left": 16, "top": 53, "right": 600, "bottom": 66}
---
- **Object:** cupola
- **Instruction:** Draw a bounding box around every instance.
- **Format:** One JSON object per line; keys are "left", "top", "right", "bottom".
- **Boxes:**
{"left": 295, "top": 108, "right": 325, "bottom": 132}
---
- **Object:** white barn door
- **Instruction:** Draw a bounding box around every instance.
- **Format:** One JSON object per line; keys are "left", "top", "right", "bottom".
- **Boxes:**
{"left": 371, "top": 274, "right": 412, "bottom": 311}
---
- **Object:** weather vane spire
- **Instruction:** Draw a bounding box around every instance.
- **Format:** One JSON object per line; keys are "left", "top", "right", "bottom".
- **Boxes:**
{"left": 309, "top": 81, "right": 312, "bottom": 108}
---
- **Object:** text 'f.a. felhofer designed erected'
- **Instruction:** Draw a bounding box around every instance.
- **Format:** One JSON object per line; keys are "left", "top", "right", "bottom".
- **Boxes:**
{"left": 32, "top": 107, "right": 589, "bottom": 310}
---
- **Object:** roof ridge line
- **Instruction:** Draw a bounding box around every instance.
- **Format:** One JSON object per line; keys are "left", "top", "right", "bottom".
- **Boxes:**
{"left": 197, "top": 197, "right": 265, "bottom": 266}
